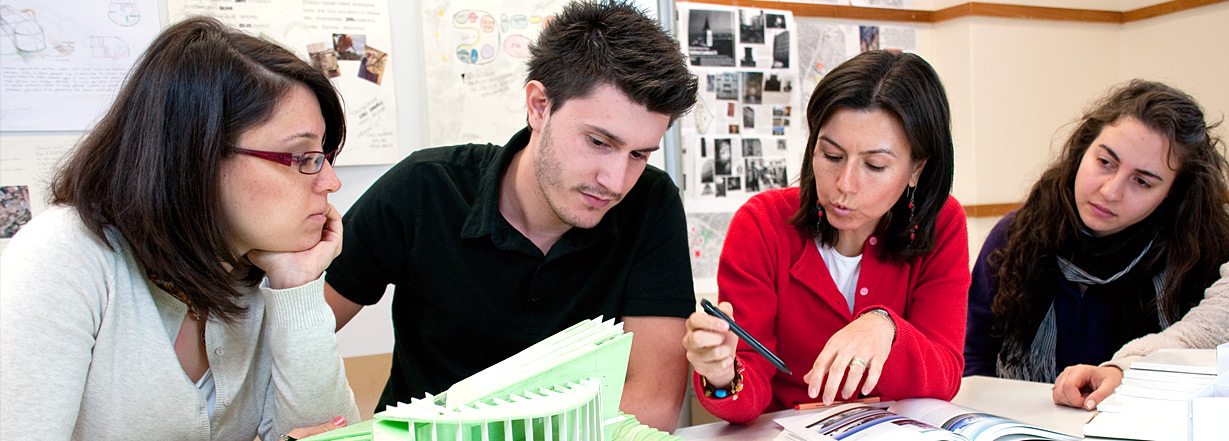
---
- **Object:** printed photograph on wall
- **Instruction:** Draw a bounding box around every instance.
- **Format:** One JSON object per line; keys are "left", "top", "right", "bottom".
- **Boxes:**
{"left": 307, "top": 42, "right": 341, "bottom": 78}
{"left": 333, "top": 33, "right": 366, "bottom": 60}
{"left": 859, "top": 25, "right": 879, "bottom": 52}
{"left": 742, "top": 71, "right": 763, "bottom": 104}
{"left": 715, "top": 138, "right": 732, "bottom": 175}
{"left": 725, "top": 176, "right": 742, "bottom": 191}
{"left": 688, "top": 9, "right": 735, "bottom": 66}
{"left": 740, "top": 46, "right": 757, "bottom": 67}
{"left": 739, "top": 9, "right": 764, "bottom": 44}
{"left": 0, "top": 186, "right": 32, "bottom": 239}
{"left": 742, "top": 138, "right": 762, "bottom": 156}
{"left": 714, "top": 72, "right": 740, "bottom": 100}
{"left": 358, "top": 46, "right": 388, "bottom": 85}
{"left": 773, "top": 30, "right": 790, "bottom": 68}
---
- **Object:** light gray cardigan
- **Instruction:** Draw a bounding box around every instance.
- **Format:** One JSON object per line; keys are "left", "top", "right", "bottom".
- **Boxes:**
{"left": 0, "top": 207, "right": 359, "bottom": 440}
{"left": 1105, "top": 262, "right": 1229, "bottom": 371}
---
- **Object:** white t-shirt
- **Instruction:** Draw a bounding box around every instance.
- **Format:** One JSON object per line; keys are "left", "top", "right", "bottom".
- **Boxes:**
{"left": 196, "top": 368, "right": 217, "bottom": 418}
{"left": 815, "top": 237, "right": 863, "bottom": 314}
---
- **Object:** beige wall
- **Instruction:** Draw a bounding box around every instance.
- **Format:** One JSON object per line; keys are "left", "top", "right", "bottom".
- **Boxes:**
{"left": 922, "top": 5, "right": 1229, "bottom": 261}
{"left": 1120, "top": 2, "right": 1229, "bottom": 124}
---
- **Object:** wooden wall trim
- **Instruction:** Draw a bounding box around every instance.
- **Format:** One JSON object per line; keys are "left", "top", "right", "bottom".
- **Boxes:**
{"left": 1124, "top": 0, "right": 1228, "bottom": 22}
{"left": 934, "top": 2, "right": 1122, "bottom": 23}
{"left": 681, "top": 0, "right": 1225, "bottom": 24}
{"left": 963, "top": 202, "right": 1023, "bottom": 218}
{"left": 682, "top": 0, "right": 933, "bottom": 22}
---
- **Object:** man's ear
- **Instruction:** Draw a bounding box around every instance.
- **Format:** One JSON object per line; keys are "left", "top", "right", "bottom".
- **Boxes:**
{"left": 526, "top": 80, "right": 550, "bottom": 131}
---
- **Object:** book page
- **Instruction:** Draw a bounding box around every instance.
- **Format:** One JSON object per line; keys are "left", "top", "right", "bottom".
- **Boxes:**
{"left": 1130, "top": 348, "right": 1218, "bottom": 375}
{"left": 888, "top": 398, "right": 1077, "bottom": 441}
{"left": 774, "top": 403, "right": 965, "bottom": 441}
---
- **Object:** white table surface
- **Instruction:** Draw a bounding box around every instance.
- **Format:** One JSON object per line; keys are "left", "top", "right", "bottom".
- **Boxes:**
{"left": 674, "top": 375, "right": 1102, "bottom": 440}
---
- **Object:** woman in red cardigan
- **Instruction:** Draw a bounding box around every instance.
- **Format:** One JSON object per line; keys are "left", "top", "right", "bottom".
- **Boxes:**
{"left": 683, "top": 50, "right": 971, "bottom": 423}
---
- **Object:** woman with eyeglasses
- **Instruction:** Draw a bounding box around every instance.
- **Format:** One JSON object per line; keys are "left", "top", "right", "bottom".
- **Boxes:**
{"left": 0, "top": 17, "right": 359, "bottom": 440}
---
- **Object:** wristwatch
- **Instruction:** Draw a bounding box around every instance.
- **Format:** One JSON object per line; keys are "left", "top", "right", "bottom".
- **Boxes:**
{"left": 861, "top": 308, "right": 896, "bottom": 340}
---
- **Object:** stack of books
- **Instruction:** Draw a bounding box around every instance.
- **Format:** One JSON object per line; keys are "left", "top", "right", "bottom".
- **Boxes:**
{"left": 1084, "top": 349, "right": 1218, "bottom": 441}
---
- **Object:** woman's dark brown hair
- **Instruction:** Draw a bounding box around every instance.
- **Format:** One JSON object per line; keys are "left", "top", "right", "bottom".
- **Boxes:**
{"left": 788, "top": 50, "right": 955, "bottom": 262}
{"left": 990, "top": 80, "right": 1229, "bottom": 343}
{"left": 50, "top": 16, "right": 345, "bottom": 322}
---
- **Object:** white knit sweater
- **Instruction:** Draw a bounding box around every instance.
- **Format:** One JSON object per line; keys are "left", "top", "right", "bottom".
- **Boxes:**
{"left": 1105, "top": 262, "right": 1229, "bottom": 371}
{"left": 0, "top": 207, "right": 359, "bottom": 440}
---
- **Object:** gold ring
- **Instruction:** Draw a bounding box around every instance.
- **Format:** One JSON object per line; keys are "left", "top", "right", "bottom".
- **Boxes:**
{"left": 849, "top": 358, "right": 869, "bottom": 368}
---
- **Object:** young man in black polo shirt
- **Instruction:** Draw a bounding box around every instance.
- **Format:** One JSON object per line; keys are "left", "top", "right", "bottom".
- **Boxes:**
{"left": 322, "top": 0, "right": 699, "bottom": 432}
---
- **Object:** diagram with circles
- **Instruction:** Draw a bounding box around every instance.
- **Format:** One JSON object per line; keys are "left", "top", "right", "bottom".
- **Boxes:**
{"left": 421, "top": 0, "right": 568, "bottom": 147}
{"left": 446, "top": 9, "right": 540, "bottom": 65}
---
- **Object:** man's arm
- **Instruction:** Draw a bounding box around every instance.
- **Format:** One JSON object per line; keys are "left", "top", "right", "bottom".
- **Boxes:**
{"left": 621, "top": 316, "right": 688, "bottom": 432}
{"left": 324, "top": 281, "right": 364, "bottom": 332}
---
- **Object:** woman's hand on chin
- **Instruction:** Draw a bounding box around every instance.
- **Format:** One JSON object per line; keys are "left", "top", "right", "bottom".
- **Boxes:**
{"left": 248, "top": 204, "right": 343, "bottom": 289}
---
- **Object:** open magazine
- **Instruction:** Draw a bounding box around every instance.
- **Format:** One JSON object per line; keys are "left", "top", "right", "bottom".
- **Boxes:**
{"left": 774, "top": 398, "right": 1078, "bottom": 441}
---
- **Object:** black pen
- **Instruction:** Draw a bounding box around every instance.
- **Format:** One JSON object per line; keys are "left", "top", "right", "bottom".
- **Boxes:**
{"left": 700, "top": 298, "right": 792, "bottom": 375}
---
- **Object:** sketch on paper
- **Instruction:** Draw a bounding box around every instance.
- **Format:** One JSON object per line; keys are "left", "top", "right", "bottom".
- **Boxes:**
{"left": 88, "top": 36, "right": 128, "bottom": 58}
{"left": 687, "top": 212, "right": 734, "bottom": 279}
{"left": 107, "top": 0, "right": 140, "bottom": 27}
{"left": 421, "top": 0, "right": 566, "bottom": 146}
{"left": 0, "top": 5, "right": 46, "bottom": 53}
{"left": 0, "top": 0, "right": 159, "bottom": 131}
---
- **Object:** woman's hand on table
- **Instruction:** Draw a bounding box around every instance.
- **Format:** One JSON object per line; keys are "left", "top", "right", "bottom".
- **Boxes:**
{"left": 1053, "top": 364, "right": 1123, "bottom": 410}
{"left": 804, "top": 312, "right": 894, "bottom": 405}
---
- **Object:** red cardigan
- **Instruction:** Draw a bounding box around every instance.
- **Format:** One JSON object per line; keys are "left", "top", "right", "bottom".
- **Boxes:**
{"left": 694, "top": 187, "right": 970, "bottom": 423}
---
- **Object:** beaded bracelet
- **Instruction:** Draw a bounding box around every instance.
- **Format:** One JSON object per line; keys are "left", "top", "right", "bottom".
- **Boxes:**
{"left": 701, "top": 358, "right": 745, "bottom": 399}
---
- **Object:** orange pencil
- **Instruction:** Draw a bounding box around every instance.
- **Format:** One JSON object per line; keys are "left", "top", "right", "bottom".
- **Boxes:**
{"left": 794, "top": 396, "right": 881, "bottom": 410}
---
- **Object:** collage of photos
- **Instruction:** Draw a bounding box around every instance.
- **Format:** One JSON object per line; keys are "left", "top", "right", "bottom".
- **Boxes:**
{"left": 307, "top": 33, "right": 389, "bottom": 85}
{"left": 678, "top": 3, "right": 799, "bottom": 201}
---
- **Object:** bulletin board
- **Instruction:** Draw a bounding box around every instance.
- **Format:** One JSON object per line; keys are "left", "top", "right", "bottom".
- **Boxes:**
{"left": 676, "top": 1, "right": 918, "bottom": 293}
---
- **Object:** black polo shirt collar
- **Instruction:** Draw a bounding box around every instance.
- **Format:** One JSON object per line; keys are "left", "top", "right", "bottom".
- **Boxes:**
{"left": 459, "top": 127, "right": 619, "bottom": 257}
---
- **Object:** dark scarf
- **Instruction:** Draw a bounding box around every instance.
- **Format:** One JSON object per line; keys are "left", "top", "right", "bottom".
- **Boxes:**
{"left": 996, "top": 214, "right": 1166, "bottom": 382}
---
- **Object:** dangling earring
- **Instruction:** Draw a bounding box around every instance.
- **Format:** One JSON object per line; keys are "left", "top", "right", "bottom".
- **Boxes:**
{"left": 815, "top": 202, "right": 824, "bottom": 229}
{"left": 907, "top": 186, "right": 917, "bottom": 243}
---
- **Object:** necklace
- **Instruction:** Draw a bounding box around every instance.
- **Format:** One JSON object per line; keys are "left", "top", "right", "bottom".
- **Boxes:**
{"left": 148, "top": 273, "right": 203, "bottom": 322}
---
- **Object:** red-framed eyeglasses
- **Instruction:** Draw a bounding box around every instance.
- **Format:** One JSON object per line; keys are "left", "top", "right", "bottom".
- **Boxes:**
{"left": 232, "top": 147, "right": 339, "bottom": 175}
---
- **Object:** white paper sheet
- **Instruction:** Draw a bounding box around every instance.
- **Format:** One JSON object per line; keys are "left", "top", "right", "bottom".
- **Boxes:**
{"left": 419, "top": 0, "right": 571, "bottom": 147}
{"left": 0, "top": 0, "right": 160, "bottom": 131}
{"left": 166, "top": 0, "right": 399, "bottom": 166}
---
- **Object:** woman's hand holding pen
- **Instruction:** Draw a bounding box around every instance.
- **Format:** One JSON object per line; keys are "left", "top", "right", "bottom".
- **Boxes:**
{"left": 248, "top": 204, "right": 344, "bottom": 289}
{"left": 683, "top": 301, "right": 740, "bottom": 387}
{"left": 803, "top": 312, "right": 895, "bottom": 405}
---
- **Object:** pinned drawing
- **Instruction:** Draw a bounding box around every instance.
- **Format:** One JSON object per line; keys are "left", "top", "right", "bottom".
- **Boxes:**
{"left": 420, "top": 0, "right": 569, "bottom": 147}
{"left": 107, "top": 0, "right": 140, "bottom": 27}
{"left": 687, "top": 212, "right": 735, "bottom": 279}
{"left": 88, "top": 35, "right": 128, "bottom": 58}
{"left": 692, "top": 94, "right": 713, "bottom": 134}
{"left": 0, "top": 5, "right": 46, "bottom": 53}
{"left": 446, "top": 9, "right": 541, "bottom": 65}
